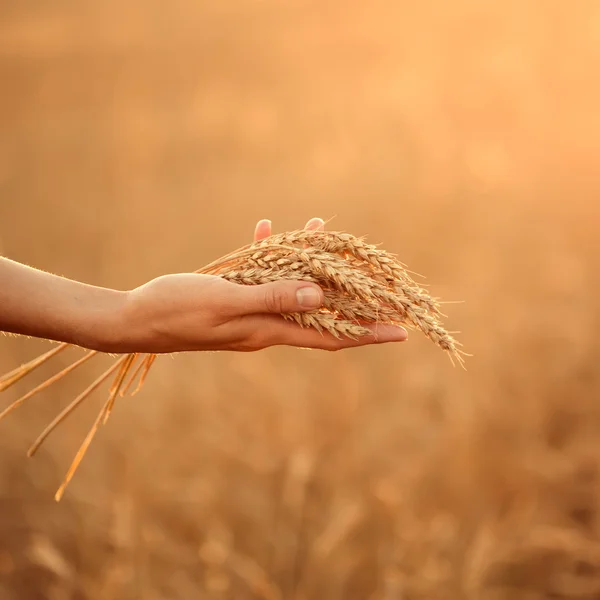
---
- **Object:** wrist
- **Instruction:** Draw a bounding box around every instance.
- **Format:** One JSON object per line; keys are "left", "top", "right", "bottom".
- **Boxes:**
{"left": 72, "top": 289, "right": 132, "bottom": 353}
{"left": 93, "top": 287, "right": 165, "bottom": 354}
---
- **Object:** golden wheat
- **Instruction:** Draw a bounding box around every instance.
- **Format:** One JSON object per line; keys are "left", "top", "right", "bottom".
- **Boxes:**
{"left": 0, "top": 230, "right": 464, "bottom": 501}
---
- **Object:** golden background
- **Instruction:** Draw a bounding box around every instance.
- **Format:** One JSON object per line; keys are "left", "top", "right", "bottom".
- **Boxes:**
{"left": 1, "top": 1, "right": 600, "bottom": 598}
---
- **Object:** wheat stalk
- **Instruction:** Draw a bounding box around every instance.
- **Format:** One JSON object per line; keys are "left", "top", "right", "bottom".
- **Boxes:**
{"left": 0, "top": 230, "right": 466, "bottom": 500}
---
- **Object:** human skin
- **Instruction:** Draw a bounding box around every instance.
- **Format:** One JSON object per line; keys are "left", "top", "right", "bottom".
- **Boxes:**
{"left": 0, "top": 218, "right": 408, "bottom": 354}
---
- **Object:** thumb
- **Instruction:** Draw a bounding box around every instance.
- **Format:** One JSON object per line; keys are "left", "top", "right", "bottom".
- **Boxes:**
{"left": 230, "top": 280, "right": 324, "bottom": 315}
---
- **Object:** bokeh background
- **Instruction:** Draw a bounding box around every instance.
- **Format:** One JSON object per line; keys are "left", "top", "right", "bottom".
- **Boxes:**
{"left": 1, "top": 1, "right": 600, "bottom": 598}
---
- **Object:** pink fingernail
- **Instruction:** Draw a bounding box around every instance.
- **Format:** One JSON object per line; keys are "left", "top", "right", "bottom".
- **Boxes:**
{"left": 296, "top": 287, "right": 322, "bottom": 308}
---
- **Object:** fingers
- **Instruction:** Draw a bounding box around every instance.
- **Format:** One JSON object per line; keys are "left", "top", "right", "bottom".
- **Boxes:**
{"left": 304, "top": 217, "right": 325, "bottom": 232}
{"left": 276, "top": 322, "right": 408, "bottom": 351}
{"left": 254, "top": 219, "right": 272, "bottom": 242}
{"left": 235, "top": 315, "right": 408, "bottom": 351}
{"left": 254, "top": 217, "right": 324, "bottom": 243}
{"left": 220, "top": 279, "right": 324, "bottom": 317}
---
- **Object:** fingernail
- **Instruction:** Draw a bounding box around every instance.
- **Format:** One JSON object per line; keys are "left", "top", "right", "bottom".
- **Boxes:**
{"left": 395, "top": 326, "right": 409, "bottom": 341}
{"left": 375, "top": 325, "right": 408, "bottom": 342}
{"left": 296, "top": 286, "right": 322, "bottom": 308}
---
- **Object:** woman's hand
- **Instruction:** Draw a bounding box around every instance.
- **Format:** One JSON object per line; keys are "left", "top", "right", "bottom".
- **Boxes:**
{"left": 253, "top": 216, "right": 325, "bottom": 241}
{"left": 0, "top": 218, "right": 407, "bottom": 353}
{"left": 115, "top": 218, "right": 408, "bottom": 354}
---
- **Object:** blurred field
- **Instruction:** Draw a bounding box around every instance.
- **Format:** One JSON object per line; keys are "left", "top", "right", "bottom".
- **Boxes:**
{"left": 1, "top": 1, "right": 600, "bottom": 598}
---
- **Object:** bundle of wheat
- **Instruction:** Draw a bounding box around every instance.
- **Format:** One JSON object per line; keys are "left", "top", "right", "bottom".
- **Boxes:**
{"left": 0, "top": 230, "right": 465, "bottom": 500}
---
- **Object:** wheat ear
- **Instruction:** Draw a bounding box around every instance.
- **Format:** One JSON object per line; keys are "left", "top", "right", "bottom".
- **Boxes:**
{"left": 0, "top": 229, "right": 465, "bottom": 500}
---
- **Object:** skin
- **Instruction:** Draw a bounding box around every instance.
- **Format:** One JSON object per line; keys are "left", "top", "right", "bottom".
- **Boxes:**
{"left": 0, "top": 218, "right": 408, "bottom": 354}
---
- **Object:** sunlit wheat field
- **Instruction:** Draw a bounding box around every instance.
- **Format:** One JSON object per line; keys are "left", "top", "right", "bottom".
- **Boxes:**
{"left": 1, "top": 1, "right": 600, "bottom": 598}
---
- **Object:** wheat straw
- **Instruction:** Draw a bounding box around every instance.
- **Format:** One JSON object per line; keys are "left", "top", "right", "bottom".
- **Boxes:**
{"left": 0, "top": 229, "right": 465, "bottom": 500}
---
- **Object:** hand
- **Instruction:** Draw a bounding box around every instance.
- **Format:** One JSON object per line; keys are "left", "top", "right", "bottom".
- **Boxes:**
{"left": 114, "top": 218, "right": 408, "bottom": 354}
{"left": 252, "top": 216, "right": 325, "bottom": 241}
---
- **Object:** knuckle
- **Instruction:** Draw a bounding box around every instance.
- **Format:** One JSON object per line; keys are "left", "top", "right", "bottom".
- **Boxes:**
{"left": 235, "top": 329, "right": 271, "bottom": 352}
{"left": 249, "top": 333, "right": 269, "bottom": 351}
{"left": 230, "top": 334, "right": 260, "bottom": 352}
{"left": 234, "top": 340, "right": 260, "bottom": 352}
{"left": 264, "top": 287, "right": 290, "bottom": 313}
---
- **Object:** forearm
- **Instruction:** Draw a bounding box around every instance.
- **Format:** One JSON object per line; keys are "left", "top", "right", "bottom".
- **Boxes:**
{"left": 0, "top": 257, "right": 127, "bottom": 352}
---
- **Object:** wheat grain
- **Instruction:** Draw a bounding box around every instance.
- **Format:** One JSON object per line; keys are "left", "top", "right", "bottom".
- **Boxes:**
{"left": 0, "top": 229, "right": 465, "bottom": 500}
